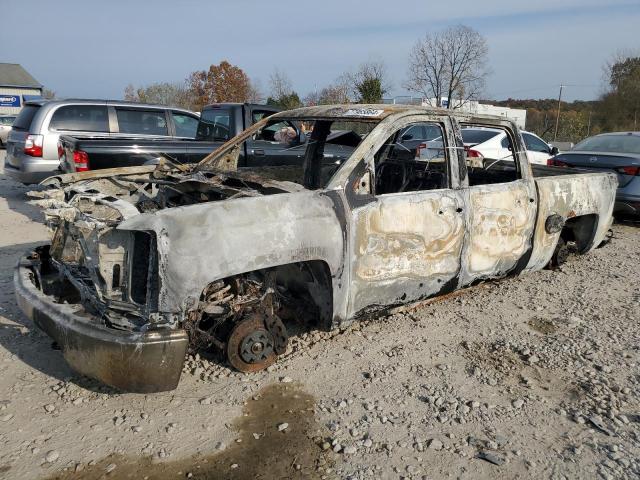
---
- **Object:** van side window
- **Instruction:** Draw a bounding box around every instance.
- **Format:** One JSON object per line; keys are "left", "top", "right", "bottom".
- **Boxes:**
{"left": 374, "top": 122, "right": 449, "bottom": 195}
{"left": 49, "top": 105, "right": 109, "bottom": 132}
{"left": 116, "top": 108, "right": 168, "bottom": 136}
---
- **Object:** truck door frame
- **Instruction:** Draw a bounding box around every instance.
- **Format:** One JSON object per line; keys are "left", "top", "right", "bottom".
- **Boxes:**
{"left": 453, "top": 118, "right": 538, "bottom": 285}
{"left": 344, "top": 113, "right": 467, "bottom": 318}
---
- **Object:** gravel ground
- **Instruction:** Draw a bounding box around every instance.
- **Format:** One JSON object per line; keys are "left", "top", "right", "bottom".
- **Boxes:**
{"left": 0, "top": 150, "right": 638, "bottom": 480}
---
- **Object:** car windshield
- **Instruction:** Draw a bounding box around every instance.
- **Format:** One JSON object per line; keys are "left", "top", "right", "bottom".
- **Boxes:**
{"left": 573, "top": 135, "right": 640, "bottom": 154}
{"left": 198, "top": 117, "right": 376, "bottom": 190}
{"left": 461, "top": 129, "right": 500, "bottom": 145}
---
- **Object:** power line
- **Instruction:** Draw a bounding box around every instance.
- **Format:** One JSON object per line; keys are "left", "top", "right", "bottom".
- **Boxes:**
{"left": 488, "top": 83, "right": 600, "bottom": 99}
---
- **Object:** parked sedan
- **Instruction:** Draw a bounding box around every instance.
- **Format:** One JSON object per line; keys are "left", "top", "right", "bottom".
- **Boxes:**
{"left": 549, "top": 132, "right": 640, "bottom": 215}
{"left": 462, "top": 127, "right": 558, "bottom": 165}
{"left": 0, "top": 114, "right": 16, "bottom": 147}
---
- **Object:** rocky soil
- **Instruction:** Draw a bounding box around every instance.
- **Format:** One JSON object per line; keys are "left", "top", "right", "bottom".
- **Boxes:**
{"left": 0, "top": 152, "right": 638, "bottom": 479}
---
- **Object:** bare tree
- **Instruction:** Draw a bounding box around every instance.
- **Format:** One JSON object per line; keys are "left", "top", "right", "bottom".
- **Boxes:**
{"left": 406, "top": 25, "right": 489, "bottom": 108}
{"left": 42, "top": 89, "right": 56, "bottom": 100}
{"left": 247, "top": 78, "right": 264, "bottom": 103}
{"left": 267, "top": 68, "right": 303, "bottom": 109}
{"left": 305, "top": 76, "right": 351, "bottom": 105}
{"left": 269, "top": 68, "right": 294, "bottom": 100}
{"left": 124, "top": 81, "right": 191, "bottom": 109}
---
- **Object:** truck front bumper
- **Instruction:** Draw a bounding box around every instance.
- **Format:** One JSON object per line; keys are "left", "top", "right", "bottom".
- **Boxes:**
{"left": 14, "top": 247, "right": 189, "bottom": 393}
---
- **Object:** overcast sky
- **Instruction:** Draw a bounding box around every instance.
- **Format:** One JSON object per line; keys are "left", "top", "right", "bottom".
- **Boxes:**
{"left": 3, "top": 0, "right": 638, "bottom": 103}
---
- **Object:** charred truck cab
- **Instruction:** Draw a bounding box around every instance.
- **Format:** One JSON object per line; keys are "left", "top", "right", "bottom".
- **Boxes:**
{"left": 15, "top": 105, "right": 617, "bottom": 392}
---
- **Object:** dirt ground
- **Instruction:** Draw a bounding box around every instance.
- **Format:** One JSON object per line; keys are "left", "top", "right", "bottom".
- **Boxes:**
{"left": 0, "top": 150, "right": 639, "bottom": 480}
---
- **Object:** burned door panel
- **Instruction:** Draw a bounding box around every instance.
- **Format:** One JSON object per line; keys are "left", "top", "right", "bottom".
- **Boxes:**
{"left": 461, "top": 180, "right": 536, "bottom": 283}
{"left": 348, "top": 191, "right": 465, "bottom": 316}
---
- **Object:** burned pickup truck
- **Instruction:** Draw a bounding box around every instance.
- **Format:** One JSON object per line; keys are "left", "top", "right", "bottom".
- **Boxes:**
{"left": 15, "top": 105, "right": 617, "bottom": 392}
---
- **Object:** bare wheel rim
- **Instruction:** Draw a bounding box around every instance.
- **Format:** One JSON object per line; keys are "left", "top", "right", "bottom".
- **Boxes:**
{"left": 226, "top": 315, "right": 276, "bottom": 373}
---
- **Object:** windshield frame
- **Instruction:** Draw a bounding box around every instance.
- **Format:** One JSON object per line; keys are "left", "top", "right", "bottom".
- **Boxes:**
{"left": 195, "top": 115, "right": 382, "bottom": 186}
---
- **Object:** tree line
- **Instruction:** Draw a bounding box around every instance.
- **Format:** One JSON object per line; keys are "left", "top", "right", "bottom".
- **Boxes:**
{"left": 124, "top": 25, "right": 488, "bottom": 112}
{"left": 486, "top": 52, "right": 640, "bottom": 143}
{"left": 123, "top": 25, "right": 640, "bottom": 143}
{"left": 124, "top": 59, "right": 392, "bottom": 112}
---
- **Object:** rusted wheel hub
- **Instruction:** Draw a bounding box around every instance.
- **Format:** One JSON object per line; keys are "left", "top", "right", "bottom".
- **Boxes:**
{"left": 226, "top": 314, "right": 276, "bottom": 372}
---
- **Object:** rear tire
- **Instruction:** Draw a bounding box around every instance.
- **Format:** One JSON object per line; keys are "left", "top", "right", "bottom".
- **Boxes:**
{"left": 597, "top": 228, "right": 613, "bottom": 248}
{"left": 548, "top": 237, "right": 570, "bottom": 269}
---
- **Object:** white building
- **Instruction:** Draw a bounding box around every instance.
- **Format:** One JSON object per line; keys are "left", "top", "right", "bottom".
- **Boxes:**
{"left": 0, "top": 63, "right": 43, "bottom": 115}
{"left": 384, "top": 96, "right": 527, "bottom": 130}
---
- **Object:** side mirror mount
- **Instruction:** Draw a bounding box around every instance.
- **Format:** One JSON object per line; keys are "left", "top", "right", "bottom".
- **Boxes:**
{"left": 401, "top": 133, "right": 413, "bottom": 141}
{"left": 550, "top": 146, "right": 559, "bottom": 156}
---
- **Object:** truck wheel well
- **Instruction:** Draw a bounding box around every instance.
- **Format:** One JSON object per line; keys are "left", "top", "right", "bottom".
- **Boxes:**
{"left": 194, "top": 260, "right": 334, "bottom": 331}
{"left": 560, "top": 214, "right": 598, "bottom": 253}
{"left": 270, "top": 260, "right": 334, "bottom": 330}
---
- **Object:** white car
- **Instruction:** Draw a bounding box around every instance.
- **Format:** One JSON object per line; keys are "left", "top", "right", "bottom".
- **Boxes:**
{"left": 461, "top": 127, "right": 558, "bottom": 165}
{"left": 0, "top": 114, "right": 16, "bottom": 147}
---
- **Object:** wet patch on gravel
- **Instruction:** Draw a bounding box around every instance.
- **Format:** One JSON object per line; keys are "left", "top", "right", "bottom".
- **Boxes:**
{"left": 44, "top": 383, "right": 334, "bottom": 480}
{"left": 527, "top": 317, "right": 558, "bottom": 335}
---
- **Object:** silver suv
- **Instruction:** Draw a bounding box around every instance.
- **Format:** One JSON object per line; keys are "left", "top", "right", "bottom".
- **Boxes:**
{"left": 4, "top": 99, "right": 199, "bottom": 184}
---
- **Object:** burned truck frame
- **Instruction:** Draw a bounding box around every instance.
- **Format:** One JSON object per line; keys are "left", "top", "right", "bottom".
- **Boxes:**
{"left": 15, "top": 105, "right": 617, "bottom": 392}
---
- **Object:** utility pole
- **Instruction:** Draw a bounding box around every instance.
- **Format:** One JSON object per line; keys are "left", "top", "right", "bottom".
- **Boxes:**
{"left": 554, "top": 84, "right": 564, "bottom": 142}
{"left": 587, "top": 111, "right": 592, "bottom": 137}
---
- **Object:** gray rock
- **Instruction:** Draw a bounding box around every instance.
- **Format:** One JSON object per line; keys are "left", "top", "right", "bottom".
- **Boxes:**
{"left": 343, "top": 445, "right": 357, "bottom": 455}
{"left": 477, "top": 451, "right": 505, "bottom": 466}
{"left": 45, "top": 450, "right": 59, "bottom": 463}
{"left": 105, "top": 463, "right": 117, "bottom": 473}
{"left": 429, "top": 439, "right": 443, "bottom": 451}
{"left": 277, "top": 422, "right": 289, "bottom": 432}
